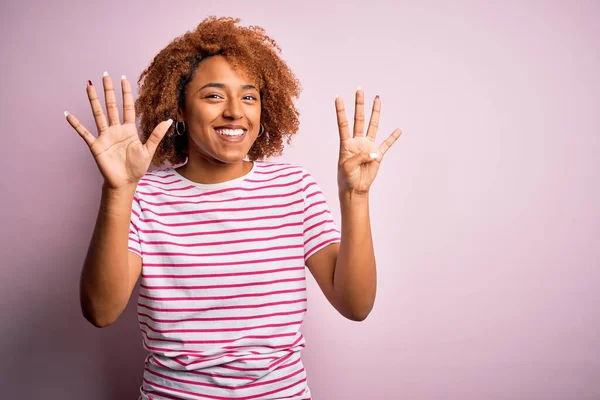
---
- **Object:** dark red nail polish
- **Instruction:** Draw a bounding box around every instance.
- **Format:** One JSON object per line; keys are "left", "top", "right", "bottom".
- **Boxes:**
{"left": 375, "top": 95, "right": 380, "bottom": 99}
{"left": 87, "top": 80, "right": 93, "bottom": 87}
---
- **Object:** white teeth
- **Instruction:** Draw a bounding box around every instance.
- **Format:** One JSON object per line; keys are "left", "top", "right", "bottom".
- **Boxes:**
{"left": 215, "top": 128, "right": 245, "bottom": 136}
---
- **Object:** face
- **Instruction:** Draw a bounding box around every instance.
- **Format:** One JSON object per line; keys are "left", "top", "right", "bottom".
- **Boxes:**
{"left": 178, "top": 55, "right": 261, "bottom": 164}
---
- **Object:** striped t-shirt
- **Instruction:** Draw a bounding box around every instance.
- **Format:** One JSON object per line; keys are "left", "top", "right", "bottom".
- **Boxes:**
{"left": 128, "top": 161, "right": 341, "bottom": 400}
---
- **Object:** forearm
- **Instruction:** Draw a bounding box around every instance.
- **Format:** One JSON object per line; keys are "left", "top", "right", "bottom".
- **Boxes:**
{"left": 333, "top": 191, "right": 377, "bottom": 320}
{"left": 80, "top": 184, "right": 137, "bottom": 327}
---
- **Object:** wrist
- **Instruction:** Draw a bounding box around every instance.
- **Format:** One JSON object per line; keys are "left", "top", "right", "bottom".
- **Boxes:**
{"left": 338, "top": 191, "right": 370, "bottom": 215}
{"left": 100, "top": 183, "right": 137, "bottom": 215}
{"left": 102, "top": 181, "right": 137, "bottom": 197}
{"left": 339, "top": 189, "right": 370, "bottom": 203}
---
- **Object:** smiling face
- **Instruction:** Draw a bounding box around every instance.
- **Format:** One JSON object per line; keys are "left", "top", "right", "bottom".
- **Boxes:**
{"left": 178, "top": 55, "right": 262, "bottom": 165}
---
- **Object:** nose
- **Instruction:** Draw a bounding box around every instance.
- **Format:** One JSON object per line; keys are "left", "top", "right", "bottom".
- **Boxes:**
{"left": 223, "top": 97, "right": 243, "bottom": 120}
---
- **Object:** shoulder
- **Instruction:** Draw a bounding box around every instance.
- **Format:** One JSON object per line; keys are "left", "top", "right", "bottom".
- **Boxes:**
{"left": 252, "top": 160, "right": 312, "bottom": 181}
{"left": 134, "top": 167, "right": 179, "bottom": 197}
{"left": 252, "top": 161, "right": 325, "bottom": 200}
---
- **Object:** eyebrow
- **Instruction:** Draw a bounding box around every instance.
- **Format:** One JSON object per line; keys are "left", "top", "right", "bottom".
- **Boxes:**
{"left": 198, "top": 83, "right": 258, "bottom": 92}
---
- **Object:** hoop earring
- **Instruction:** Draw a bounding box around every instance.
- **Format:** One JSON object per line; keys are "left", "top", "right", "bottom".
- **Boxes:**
{"left": 258, "top": 123, "right": 265, "bottom": 138}
{"left": 175, "top": 121, "right": 186, "bottom": 136}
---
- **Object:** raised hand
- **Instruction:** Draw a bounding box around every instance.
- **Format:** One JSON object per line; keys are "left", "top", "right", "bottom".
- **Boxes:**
{"left": 65, "top": 72, "right": 173, "bottom": 190}
{"left": 335, "top": 88, "right": 402, "bottom": 196}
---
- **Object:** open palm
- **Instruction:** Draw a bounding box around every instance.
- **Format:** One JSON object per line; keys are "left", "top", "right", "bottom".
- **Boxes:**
{"left": 336, "top": 89, "right": 402, "bottom": 195}
{"left": 65, "top": 73, "right": 172, "bottom": 190}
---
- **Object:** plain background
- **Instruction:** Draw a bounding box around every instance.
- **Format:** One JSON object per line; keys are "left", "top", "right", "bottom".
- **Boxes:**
{"left": 1, "top": 0, "right": 598, "bottom": 399}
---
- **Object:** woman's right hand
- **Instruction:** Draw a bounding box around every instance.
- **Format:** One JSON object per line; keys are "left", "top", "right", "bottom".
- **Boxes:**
{"left": 65, "top": 72, "right": 173, "bottom": 190}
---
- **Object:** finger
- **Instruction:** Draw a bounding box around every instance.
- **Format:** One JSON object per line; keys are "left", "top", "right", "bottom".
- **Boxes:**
{"left": 121, "top": 75, "right": 135, "bottom": 124}
{"left": 64, "top": 111, "right": 96, "bottom": 147}
{"left": 335, "top": 96, "right": 351, "bottom": 141}
{"left": 366, "top": 95, "right": 381, "bottom": 141}
{"left": 343, "top": 151, "right": 380, "bottom": 175}
{"left": 103, "top": 72, "right": 120, "bottom": 126}
{"left": 87, "top": 80, "right": 108, "bottom": 133}
{"left": 378, "top": 128, "right": 403, "bottom": 156}
{"left": 144, "top": 119, "right": 174, "bottom": 156}
{"left": 353, "top": 87, "right": 365, "bottom": 137}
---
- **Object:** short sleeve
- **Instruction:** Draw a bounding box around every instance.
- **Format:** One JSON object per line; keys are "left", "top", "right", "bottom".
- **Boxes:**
{"left": 302, "top": 169, "right": 341, "bottom": 261}
{"left": 128, "top": 194, "right": 143, "bottom": 258}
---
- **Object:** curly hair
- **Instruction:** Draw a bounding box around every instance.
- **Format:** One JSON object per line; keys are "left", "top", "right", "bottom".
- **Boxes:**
{"left": 134, "top": 16, "right": 302, "bottom": 166}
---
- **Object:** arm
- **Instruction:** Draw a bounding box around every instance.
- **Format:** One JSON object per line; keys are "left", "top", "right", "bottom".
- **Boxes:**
{"left": 80, "top": 184, "right": 142, "bottom": 328}
{"left": 306, "top": 192, "right": 376, "bottom": 321}
{"left": 306, "top": 88, "right": 402, "bottom": 321}
{"left": 65, "top": 73, "right": 171, "bottom": 328}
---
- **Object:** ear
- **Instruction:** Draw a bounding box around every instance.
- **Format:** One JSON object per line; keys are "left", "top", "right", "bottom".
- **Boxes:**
{"left": 176, "top": 108, "right": 185, "bottom": 121}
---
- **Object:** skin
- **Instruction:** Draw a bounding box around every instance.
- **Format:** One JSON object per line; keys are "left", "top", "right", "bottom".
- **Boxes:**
{"left": 65, "top": 55, "right": 402, "bottom": 327}
{"left": 175, "top": 56, "right": 261, "bottom": 184}
{"left": 306, "top": 91, "right": 402, "bottom": 320}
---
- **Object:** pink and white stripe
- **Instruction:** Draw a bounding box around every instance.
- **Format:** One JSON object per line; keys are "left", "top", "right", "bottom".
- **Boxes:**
{"left": 129, "top": 161, "right": 340, "bottom": 399}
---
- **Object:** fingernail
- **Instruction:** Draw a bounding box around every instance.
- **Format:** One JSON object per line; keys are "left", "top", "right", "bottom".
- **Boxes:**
{"left": 335, "top": 94, "right": 339, "bottom": 100}
{"left": 357, "top": 86, "right": 362, "bottom": 91}
{"left": 64, "top": 111, "right": 70, "bottom": 118}
{"left": 375, "top": 95, "right": 380, "bottom": 100}
{"left": 369, "top": 153, "right": 379, "bottom": 159}
{"left": 103, "top": 71, "right": 109, "bottom": 77}
{"left": 87, "top": 80, "right": 92, "bottom": 87}
{"left": 166, "top": 118, "right": 173, "bottom": 127}
{"left": 121, "top": 75, "right": 127, "bottom": 80}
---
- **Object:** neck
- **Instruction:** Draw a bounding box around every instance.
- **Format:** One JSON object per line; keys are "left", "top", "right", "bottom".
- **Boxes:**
{"left": 176, "top": 153, "right": 252, "bottom": 185}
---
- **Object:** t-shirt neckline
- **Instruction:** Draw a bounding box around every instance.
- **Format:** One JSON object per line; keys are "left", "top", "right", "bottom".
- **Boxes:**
{"left": 170, "top": 161, "right": 257, "bottom": 190}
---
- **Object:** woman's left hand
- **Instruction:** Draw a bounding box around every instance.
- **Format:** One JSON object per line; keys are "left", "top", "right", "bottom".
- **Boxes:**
{"left": 336, "top": 88, "right": 402, "bottom": 196}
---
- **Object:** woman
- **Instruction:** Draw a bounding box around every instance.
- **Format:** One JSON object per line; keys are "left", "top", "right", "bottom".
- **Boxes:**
{"left": 65, "top": 16, "right": 401, "bottom": 400}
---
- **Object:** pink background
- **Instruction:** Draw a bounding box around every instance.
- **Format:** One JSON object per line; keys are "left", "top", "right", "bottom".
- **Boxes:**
{"left": 1, "top": 0, "right": 599, "bottom": 399}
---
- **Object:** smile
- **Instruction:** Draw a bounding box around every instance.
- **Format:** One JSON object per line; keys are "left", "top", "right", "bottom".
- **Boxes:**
{"left": 215, "top": 128, "right": 245, "bottom": 136}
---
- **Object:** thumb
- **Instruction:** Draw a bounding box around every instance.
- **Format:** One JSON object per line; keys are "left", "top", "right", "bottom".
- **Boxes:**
{"left": 144, "top": 119, "right": 173, "bottom": 155}
{"left": 342, "top": 151, "right": 380, "bottom": 174}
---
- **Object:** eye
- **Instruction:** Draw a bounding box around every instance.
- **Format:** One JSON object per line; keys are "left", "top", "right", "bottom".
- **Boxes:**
{"left": 243, "top": 95, "right": 258, "bottom": 101}
{"left": 205, "top": 94, "right": 223, "bottom": 99}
